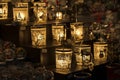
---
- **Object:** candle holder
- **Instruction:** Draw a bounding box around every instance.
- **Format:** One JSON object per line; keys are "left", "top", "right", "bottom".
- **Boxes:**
{"left": 13, "top": 2, "right": 29, "bottom": 24}
{"left": 55, "top": 47, "right": 72, "bottom": 69}
{"left": 33, "top": 2, "right": 47, "bottom": 23}
{"left": 52, "top": 24, "right": 66, "bottom": 45}
{"left": 94, "top": 42, "right": 108, "bottom": 65}
{"left": 70, "top": 22, "right": 83, "bottom": 43}
{"left": 31, "top": 27, "right": 46, "bottom": 47}
{"left": 0, "top": 3, "right": 8, "bottom": 19}
{"left": 56, "top": 11, "right": 63, "bottom": 20}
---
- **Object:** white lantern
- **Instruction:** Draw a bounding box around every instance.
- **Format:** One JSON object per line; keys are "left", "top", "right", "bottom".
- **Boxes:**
{"left": 55, "top": 48, "right": 72, "bottom": 69}
{"left": 94, "top": 42, "right": 108, "bottom": 65}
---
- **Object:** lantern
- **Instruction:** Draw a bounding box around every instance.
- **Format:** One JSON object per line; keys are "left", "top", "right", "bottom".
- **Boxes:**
{"left": 0, "top": 3, "right": 8, "bottom": 19}
{"left": 33, "top": 2, "right": 47, "bottom": 23}
{"left": 94, "top": 42, "right": 108, "bottom": 65}
{"left": 52, "top": 24, "right": 66, "bottom": 45}
{"left": 70, "top": 22, "right": 83, "bottom": 43}
{"left": 56, "top": 11, "right": 63, "bottom": 20}
{"left": 74, "top": 45, "right": 82, "bottom": 65}
{"left": 55, "top": 48, "right": 72, "bottom": 69}
{"left": 81, "top": 45, "right": 92, "bottom": 67}
{"left": 13, "top": 3, "right": 29, "bottom": 24}
{"left": 31, "top": 27, "right": 46, "bottom": 47}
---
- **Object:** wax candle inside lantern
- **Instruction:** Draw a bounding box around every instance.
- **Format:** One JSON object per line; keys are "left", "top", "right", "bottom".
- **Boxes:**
{"left": 94, "top": 42, "right": 108, "bottom": 65}
{"left": 17, "top": 12, "right": 25, "bottom": 21}
{"left": 56, "top": 12, "right": 63, "bottom": 20}
{"left": 55, "top": 48, "right": 72, "bottom": 69}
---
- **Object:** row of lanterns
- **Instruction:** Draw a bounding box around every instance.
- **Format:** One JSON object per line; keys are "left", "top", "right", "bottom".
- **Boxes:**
{"left": 31, "top": 22, "right": 83, "bottom": 47}
{"left": 0, "top": 2, "right": 65, "bottom": 24}
{"left": 55, "top": 42, "right": 108, "bottom": 69}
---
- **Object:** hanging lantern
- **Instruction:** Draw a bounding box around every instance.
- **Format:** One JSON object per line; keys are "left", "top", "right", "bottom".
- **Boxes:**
{"left": 94, "top": 42, "right": 108, "bottom": 65}
{"left": 70, "top": 22, "right": 84, "bottom": 43}
{"left": 33, "top": 2, "right": 47, "bottom": 23}
{"left": 31, "top": 26, "right": 46, "bottom": 47}
{"left": 55, "top": 47, "right": 72, "bottom": 69}
{"left": 52, "top": 24, "right": 66, "bottom": 45}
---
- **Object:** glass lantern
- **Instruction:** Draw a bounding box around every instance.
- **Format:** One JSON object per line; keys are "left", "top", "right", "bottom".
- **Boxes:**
{"left": 52, "top": 24, "right": 66, "bottom": 45}
{"left": 94, "top": 42, "right": 108, "bottom": 65}
{"left": 70, "top": 22, "right": 83, "bottom": 43}
{"left": 56, "top": 11, "right": 63, "bottom": 20}
{"left": 55, "top": 47, "right": 72, "bottom": 69}
{"left": 31, "top": 27, "right": 46, "bottom": 47}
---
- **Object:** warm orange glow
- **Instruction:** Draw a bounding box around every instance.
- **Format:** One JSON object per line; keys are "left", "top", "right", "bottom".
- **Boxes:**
{"left": 56, "top": 12, "right": 63, "bottom": 20}
{"left": 71, "top": 22, "right": 83, "bottom": 43}
{"left": 0, "top": 8, "right": 3, "bottom": 13}
{"left": 17, "top": 12, "right": 25, "bottom": 21}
